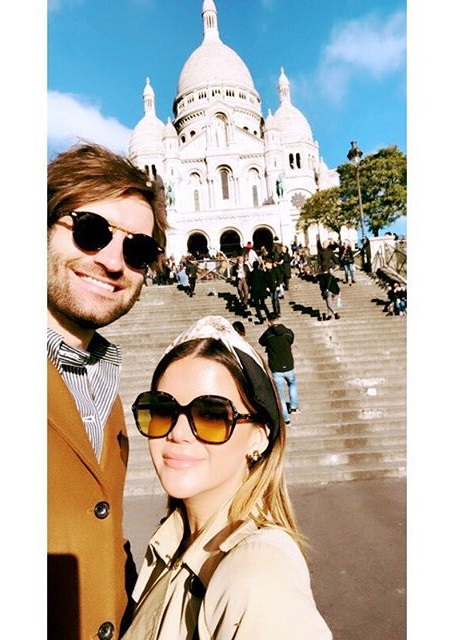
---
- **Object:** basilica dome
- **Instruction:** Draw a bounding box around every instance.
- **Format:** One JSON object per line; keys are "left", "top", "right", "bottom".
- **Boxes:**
{"left": 176, "top": 0, "right": 256, "bottom": 96}
{"left": 272, "top": 67, "right": 313, "bottom": 142}
{"left": 177, "top": 40, "right": 255, "bottom": 95}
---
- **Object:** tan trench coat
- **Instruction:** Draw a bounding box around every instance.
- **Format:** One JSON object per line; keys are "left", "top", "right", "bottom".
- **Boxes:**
{"left": 48, "top": 361, "right": 132, "bottom": 640}
{"left": 123, "top": 501, "right": 332, "bottom": 639}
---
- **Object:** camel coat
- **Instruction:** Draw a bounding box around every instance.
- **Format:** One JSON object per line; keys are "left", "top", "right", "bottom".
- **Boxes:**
{"left": 48, "top": 361, "right": 132, "bottom": 640}
{"left": 123, "top": 502, "right": 332, "bottom": 639}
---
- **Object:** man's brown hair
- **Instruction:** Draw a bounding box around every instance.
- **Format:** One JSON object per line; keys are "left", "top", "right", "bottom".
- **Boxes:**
{"left": 47, "top": 142, "right": 168, "bottom": 250}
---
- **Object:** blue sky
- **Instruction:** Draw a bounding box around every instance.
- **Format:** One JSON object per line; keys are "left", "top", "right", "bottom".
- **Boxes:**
{"left": 47, "top": 0, "right": 406, "bottom": 173}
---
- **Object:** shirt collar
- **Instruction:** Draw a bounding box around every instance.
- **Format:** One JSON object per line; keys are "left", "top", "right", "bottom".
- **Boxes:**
{"left": 47, "top": 327, "right": 121, "bottom": 370}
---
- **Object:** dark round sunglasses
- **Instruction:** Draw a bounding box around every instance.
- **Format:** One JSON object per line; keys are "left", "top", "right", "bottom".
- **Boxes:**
{"left": 132, "top": 390, "right": 261, "bottom": 445}
{"left": 64, "top": 211, "right": 164, "bottom": 270}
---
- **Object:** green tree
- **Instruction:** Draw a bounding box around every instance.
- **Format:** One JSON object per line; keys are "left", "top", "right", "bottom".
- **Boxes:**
{"left": 296, "top": 186, "right": 358, "bottom": 238}
{"left": 338, "top": 146, "right": 407, "bottom": 237}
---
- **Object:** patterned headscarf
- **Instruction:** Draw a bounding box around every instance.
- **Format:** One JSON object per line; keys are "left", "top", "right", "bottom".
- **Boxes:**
{"left": 165, "top": 316, "right": 281, "bottom": 443}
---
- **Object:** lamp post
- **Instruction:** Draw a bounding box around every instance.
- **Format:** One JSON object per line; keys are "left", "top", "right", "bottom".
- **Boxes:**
{"left": 347, "top": 140, "right": 369, "bottom": 271}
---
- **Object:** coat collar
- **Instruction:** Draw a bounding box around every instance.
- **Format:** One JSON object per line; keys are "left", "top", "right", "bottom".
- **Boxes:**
{"left": 134, "top": 500, "right": 261, "bottom": 601}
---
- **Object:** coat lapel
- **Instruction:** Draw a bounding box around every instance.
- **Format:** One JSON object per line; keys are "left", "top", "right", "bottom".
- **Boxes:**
{"left": 47, "top": 360, "right": 101, "bottom": 474}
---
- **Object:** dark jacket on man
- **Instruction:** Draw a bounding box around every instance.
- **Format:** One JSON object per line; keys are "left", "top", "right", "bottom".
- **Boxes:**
{"left": 259, "top": 323, "right": 295, "bottom": 372}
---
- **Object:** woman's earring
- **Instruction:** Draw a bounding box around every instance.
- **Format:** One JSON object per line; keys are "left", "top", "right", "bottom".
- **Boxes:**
{"left": 246, "top": 450, "right": 261, "bottom": 464}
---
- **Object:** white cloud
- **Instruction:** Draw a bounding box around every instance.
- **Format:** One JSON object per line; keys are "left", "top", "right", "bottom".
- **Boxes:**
{"left": 47, "top": 91, "right": 132, "bottom": 156}
{"left": 317, "top": 11, "right": 406, "bottom": 103}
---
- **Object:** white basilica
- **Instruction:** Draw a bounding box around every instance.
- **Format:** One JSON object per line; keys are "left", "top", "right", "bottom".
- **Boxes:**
{"left": 128, "top": 0, "right": 353, "bottom": 261}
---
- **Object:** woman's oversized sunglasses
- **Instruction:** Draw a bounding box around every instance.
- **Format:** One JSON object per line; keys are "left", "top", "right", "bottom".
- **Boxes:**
{"left": 62, "top": 211, "right": 164, "bottom": 270}
{"left": 132, "top": 390, "right": 261, "bottom": 444}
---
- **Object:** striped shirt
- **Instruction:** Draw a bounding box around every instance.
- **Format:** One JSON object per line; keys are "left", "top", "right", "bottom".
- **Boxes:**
{"left": 47, "top": 328, "right": 121, "bottom": 460}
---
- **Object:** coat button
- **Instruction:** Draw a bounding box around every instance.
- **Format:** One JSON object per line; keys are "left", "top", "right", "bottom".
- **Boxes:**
{"left": 94, "top": 501, "right": 110, "bottom": 519}
{"left": 98, "top": 621, "right": 114, "bottom": 639}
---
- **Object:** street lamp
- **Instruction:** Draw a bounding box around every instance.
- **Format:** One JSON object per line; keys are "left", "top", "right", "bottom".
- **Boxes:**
{"left": 347, "top": 140, "right": 369, "bottom": 270}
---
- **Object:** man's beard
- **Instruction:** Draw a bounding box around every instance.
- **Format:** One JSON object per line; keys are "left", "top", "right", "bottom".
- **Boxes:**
{"left": 47, "top": 250, "right": 143, "bottom": 330}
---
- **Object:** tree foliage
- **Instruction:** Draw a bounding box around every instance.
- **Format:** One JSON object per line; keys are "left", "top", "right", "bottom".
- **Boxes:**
{"left": 296, "top": 186, "right": 358, "bottom": 236}
{"left": 338, "top": 145, "right": 407, "bottom": 237}
{"left": 295, "top": 146, "right": 407, "bottom": 239}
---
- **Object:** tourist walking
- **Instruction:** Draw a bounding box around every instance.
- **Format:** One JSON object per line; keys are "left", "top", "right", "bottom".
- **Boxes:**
{"left": 264, "top": 259, "right": 281, "bottom": 315}
{"left": 339, "top": 239, "right": 356, "bottom": 285}
{"left": 231, "top": 254, "right": 251, "bottom": 309}
{"left": 259, "top": 312, "right": 300, "bottom": 425}
{"left": 318, "top": 270, "right": 341, "bottom": 320}
{"left": 186, "top": 256, "right": 198, "bottom": 297}
{"left": 249, "top": 260, "right": 271, "bottom": 324}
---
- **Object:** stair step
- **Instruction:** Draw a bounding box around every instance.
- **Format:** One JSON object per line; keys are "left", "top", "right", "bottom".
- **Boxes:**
{"left": 101, "top": 270, "right": 406, "bottom": 497}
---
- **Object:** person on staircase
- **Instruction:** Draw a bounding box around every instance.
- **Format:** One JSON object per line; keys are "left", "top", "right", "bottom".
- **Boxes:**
{"left": 231, "top": 254, "right": 251, "bottom": 310}
{"left": 125, "top": 315, "right": 332, "bottom": 639}
{"left": 258, "top": 312, "right": 300, "bottom": 425}
{"left": 339, "top": 239, "right": 356, "bottom": 285}
{"left": 186, "top": 255, "right": 198, "bottom": 297}
{"left": 318, "top": 269, "right": 341, "bottom": 321}
{"left": 47, "top": 142, "right": 168, "bottom": 640}
{"left": 249, "top": 260, "right": 271, "bottom": 324}
{"left": 264, "top": 258, "right": 282, "bottom": 316}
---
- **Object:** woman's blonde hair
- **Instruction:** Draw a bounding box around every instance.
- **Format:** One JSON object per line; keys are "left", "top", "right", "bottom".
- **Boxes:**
{"left": 151, "top": 337, "right": 307, "bottom": 552}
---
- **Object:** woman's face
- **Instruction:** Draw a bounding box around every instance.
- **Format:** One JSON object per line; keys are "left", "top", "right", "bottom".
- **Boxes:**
{"left": 149, "top": 355, "right": 268, "bottom": 515}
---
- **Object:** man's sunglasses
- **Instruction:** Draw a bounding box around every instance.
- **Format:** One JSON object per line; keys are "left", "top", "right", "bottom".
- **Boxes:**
{"left": 132, "top": 390, "right": 261, "bottom": 444}
{"left": 63, "top": 211, "right": 164, "bottom": 270}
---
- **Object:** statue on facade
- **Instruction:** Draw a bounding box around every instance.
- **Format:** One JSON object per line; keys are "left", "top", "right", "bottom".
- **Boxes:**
{"left": 276, "top": 175, "right": 284, "bottom": 198}
{"left": 166, "top": 182, "right": 175, "bottom": 207}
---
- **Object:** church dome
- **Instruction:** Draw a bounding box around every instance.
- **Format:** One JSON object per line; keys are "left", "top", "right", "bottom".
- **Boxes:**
{"left": 129, "top": 78, "right": 165, "bottom": 157}
{"left": 272, "top": 68, "right": 313, "bottom": 142}
{"left": 178, "top": 41, "right": 255, "bottom": 95}
{"left": 177, "top": 0, "right": 256, "bottom": 96}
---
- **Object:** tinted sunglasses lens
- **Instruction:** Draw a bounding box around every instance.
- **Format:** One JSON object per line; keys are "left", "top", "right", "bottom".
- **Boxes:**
{"left": 191, "top": 397, "right": 234, "bottom": 443}
{"left": 72, "top": 213, "right": 111, "bottom": 252}
{"left": 135, "top": 392, "right": 176, "bottom": 438}
{"left": 123, "top": 234, "right": 162, "bottom": 270}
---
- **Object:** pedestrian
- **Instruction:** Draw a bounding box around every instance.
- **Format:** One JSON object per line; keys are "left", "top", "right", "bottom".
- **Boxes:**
{"left": 47, "top": 142, "right": 168, "bottom": 639}
{"left": 264, "top": 258, "right": 281, "bottom": 315}
{"left": 232, "top": 320, "right": 246, "bottom": 336}
{"left": 279, "top": 244, "right": 292, "bottom": 291}
{"left": 339, "top": 239, "right": 356, "bottom": 285}
{"left": 231, "top": 254, "right": 251, "bottom": 309}
{"left": 125, "top": 316, "right": 332, "bottom": 639}
{"left": 186, "top": 255, "right": 198, "bottom": 297}
{"left": 317, "top": 238, "right": 339, "bottom": 274}
{"left": 318, "top": 269, "right": 341, "bottom": 320}
{"left": 259, "top": 312, "right": 300, "bottom": 425}
{"left": 249, "top": 260, "right": 271, "bottom": 324}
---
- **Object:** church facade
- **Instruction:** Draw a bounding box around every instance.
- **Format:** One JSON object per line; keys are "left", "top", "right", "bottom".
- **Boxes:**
{"left": 128, "top": 0, "right": 354, "bottom": 261}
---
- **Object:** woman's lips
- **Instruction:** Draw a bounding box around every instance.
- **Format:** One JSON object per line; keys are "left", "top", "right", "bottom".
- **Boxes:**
{"left": 162, "top": 453, "right": 205, "bottom": 469}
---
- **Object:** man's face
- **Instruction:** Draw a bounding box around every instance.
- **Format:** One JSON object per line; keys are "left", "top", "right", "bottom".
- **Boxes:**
{"left": 48, "top": 194, "right": 154, "bottom": 336}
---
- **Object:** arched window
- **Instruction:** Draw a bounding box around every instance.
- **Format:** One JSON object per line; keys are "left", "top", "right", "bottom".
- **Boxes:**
{"left": 221, "top": 169, "right": 230, "bottom": 200}
{"left": 193, "top": 189, "right": 200, "bottom": 212}
{"left": 296, "top": 153, "right": 301, "bottom": 169}
{"left": 289, "top": 153, "right": 294, "bottom": 169}
{"left": 252, "top": 185, "right": 258, "bottom": 207}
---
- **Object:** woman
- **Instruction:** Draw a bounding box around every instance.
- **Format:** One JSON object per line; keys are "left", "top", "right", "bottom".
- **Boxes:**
{"left": 124, "top": 316, "right": 332, "bottom": 639}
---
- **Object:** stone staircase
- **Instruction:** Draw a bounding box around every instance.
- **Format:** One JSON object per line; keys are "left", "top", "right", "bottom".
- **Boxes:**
{"left": 102, "top": 269, "right": 406, "bottom": 497}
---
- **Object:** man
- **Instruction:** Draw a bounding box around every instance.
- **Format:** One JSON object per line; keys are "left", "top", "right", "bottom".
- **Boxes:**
{"left": 259, "top": 312, "right": 299, "bottom": 425}
{"left": 263, "top": 259, "right": 281, "bottom": 315}
{"left": 231, "top": 254, "right": 251, "bottom": 309}
{"left": 249, "top": 260, "right": 270, "bottom": 324}
{"left": 185, "top": 255, "right": 198, "bottom": 297}
{"left": 47, "top": 143, "right": 167, "bottom": 640}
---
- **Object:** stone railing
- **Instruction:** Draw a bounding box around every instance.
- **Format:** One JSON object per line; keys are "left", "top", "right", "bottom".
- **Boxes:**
{"left": 369, "top": 236, "right": 407, "bottom": 284}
